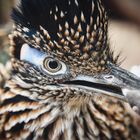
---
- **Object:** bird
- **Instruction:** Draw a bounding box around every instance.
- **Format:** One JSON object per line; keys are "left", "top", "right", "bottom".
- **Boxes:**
{"left": 0, "top": 0, "right": 140, "bottom": 139}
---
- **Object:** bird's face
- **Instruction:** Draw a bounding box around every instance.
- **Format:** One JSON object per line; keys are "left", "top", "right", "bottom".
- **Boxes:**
{"left": 8, "top": 0, "right": 140, "bottom": 110}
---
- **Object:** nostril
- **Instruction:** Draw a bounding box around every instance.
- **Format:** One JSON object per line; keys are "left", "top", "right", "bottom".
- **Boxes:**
{"left": 104, "top": 75, "right": 114, "bottom": 80}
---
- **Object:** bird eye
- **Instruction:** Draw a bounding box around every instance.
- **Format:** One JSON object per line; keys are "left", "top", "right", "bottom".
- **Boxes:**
{"left": 42, "top": 57, "right": 67, "bottom": 75}
{"left": 20, "top": 43, "right": 67, "bottom": 76}
{"left": 43, "top": 58, "right": 62, "bottom": 73}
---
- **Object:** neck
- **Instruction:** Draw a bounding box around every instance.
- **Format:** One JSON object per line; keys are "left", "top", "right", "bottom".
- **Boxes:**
{"left": 42, "top": 97, "right": 130, "bottom": 140}
{"left": 0, "top": 82, "right": 133, "bottom": 140}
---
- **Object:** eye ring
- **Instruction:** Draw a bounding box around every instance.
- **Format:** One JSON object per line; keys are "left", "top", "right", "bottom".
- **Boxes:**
{"left": 43, "top": 57, "right": 62, "bottom": 73}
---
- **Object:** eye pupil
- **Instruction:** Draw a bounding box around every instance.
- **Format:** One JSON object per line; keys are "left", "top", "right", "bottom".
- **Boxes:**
{"left": 49, "top": 60, "right": 58, "bottom": 69}
{"left": 42, "top": 57, "right": 66, "bottom": 75}
{"left": 43, "top": 57, "right": 63, "bottom": 74}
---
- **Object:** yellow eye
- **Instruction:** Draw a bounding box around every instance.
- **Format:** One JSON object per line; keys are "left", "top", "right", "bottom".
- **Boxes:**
{"left": 43, "top": 58, "right": 62, "bottom": 73}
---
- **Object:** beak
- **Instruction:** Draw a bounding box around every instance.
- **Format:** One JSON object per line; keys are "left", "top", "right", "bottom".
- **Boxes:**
{"left": 62, "top": 63, "right": 140, "bottom": 113}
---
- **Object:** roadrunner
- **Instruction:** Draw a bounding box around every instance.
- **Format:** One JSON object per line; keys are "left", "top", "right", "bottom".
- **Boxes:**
{"left": 0, "top": 0, "right": 140, "bottom": 139}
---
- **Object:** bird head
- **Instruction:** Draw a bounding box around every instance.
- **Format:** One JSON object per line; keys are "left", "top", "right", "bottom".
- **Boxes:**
{"left": 8, "top": 0, "right": 140, "bottom": 109}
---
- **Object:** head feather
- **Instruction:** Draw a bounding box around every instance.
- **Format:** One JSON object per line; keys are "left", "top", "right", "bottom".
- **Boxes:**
{"left": 10, "top": 0, "right": 116, "bottom": 73}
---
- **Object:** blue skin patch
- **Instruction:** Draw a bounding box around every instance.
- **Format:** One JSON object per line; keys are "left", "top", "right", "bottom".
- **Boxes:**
{"left": 20, "top": 43, "right": 46, "bottom": 67}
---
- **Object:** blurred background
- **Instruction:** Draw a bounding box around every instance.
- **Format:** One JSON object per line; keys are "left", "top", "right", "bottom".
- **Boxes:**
{"left": 0, "top": 0, "right": 140, "bottom": 69}
{"left": 105, "top": 0, "right": 140, "bottom": 70}
{"left": 0, "top": 0, "right": 15, "bottom": 64}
